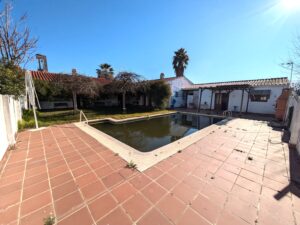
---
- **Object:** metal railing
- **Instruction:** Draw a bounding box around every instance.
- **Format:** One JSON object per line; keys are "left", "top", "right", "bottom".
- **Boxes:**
{"left": 79, "top": 110, "right": 89, "bottom": 123}
{"left": 222, "top": 110, "right": 232, "bottom": 117}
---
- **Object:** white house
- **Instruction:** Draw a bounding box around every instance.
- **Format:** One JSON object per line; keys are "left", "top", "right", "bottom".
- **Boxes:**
{"left": 154, "top": 73, "right": 193, "bottom": 108}
{"left": 180, "top": 77, "right": 289, "bottom": 115}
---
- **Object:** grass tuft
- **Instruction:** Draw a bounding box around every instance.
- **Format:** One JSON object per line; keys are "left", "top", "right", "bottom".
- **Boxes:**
{"left": 126, "top": 160, "right": 137, "bottom": 169}
{"left": 43, "top": 215, "right": 55, "bottom": 225}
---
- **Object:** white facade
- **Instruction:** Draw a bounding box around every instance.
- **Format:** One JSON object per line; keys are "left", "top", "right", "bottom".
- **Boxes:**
{"left": 0, "top": 95, "right": 22, "bottom": 160}
{"left": 285, "top": 93, "right": 300, "bottom": 153}
{"left": 165, "top": 76, "right": 193, "bottom": 108}
{"left": 189, "top": 85, "right": 286, "bottom": 114}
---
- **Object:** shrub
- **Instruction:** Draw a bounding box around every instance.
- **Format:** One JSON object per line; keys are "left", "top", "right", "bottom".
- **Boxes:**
{"left": 0, "top": 63, "right": 25, "bottom": 97}
{"left": 149, "top": 80, "right": 171, "bottom": 109}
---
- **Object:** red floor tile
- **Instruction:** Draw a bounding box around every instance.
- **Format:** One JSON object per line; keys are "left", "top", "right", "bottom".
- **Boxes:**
{"left": 19, "top": 204, "right": 53, "bottom": 225}
{"left": 52, "top": 180, "right": 78, "bottom": 201}
{"left": 172, "top": 182, "right": 198, "bottom": 204}
{"left": 191, "top": 194, "right": 222, "bottom": 224}
{"left": 0, "top": 122, "right": 296, "bottom": 225}
{"left": 156, "top": 173, "right": 178, "bottom": 190}
{"left": 102, "top": 172, "right": 124, "bottom": 189}
{"left": 157, "top": 194, "right": 186, "bottom": 224}
{"left": 137, "top": 208, "right": 172, "bottom": 225}
{"left": 88, "top": 193, "right": 117, "bottom": 221}
{"left": 21, "top": 191, "right": 52, "bottom": 217}
{"left": 97, "top": 207, "right": 132, "bottom": 225}
{"left": 112, "top": 182, "right": 136, "bottom": 203}
{"left": 141, "top": 182, "right": 167, "bottom": 204}
{"left": 177, "top": 208, "right": 210, "bottom": 225}
{"left": 57, "top": 207, "right": 94, "bottom": 225}
{"left": 81, "top": 180, "right": 105, "bottom": 200}
{"left": 54, "top": 191, "right": 83, "bottom": 218}
{"left": 122, "top": 193, "right": 151, "bottom": 221}
{"left": 129, "top": 173, "right": 151, "bottom": 189}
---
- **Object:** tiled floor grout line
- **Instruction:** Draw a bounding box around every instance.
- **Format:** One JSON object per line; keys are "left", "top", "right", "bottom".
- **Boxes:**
{"left": 211, "top": 122, "right": 262, "bottom": 225}
{"left": 233, "top": 121, "right": 267, "bottom": 224}
{"left": 254, "top": 122, "right": 273, "bottom": 225}
{"left": 0, "top": 150, "right": 12, "bottom": 179}
{"left": 48, "top": 127, "right": 97, "bottom": 224}
{"left": 72, "top": 131, "right": 126, "bottom": 181}
{"left": 2, "top": 120, "right": 297, "bottom": 225}
{"left": 41, "top": 129, "right": 56, "bottom": 220}
{"left": 197, "top": 127, "right": 247, "bottom": 224}
{"left": 69, "top": 128, "right": 140, "bottom": 225}
{"left": 56, "top": 125, "right": 115, "bottom": 224}
{"left": 16, "top": 130, "right": 31, "bottom": 225}
{"left": 234, "top": 121, "right": 263, "bottom": 225}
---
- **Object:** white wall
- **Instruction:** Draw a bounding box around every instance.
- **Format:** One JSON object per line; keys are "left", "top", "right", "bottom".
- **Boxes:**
{"left": 247, "top": 86, "right": 283, "bottom": 114}
{"left": 286, "top": 93, "right": 300, "bottom": 153}
{"left": 0, "top": 95, "right": 22, "bottom": 160}
{"left": 198, "top": 89, "right": 215, "bottom": 110}
{"left": 194, "top": 85, "right": 285, "bottom": 114}
{"left": 228, "top": 90, "right": 248, "bottom": 112}
{"left": 167, "top": 77, "right": 193, "bottom": 108}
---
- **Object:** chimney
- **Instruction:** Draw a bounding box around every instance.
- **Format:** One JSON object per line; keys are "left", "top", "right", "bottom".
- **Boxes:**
{"left": 72, "top": 68, "right": 77, "bottom": 76}
{"left": 160, "top": 72, "right": 165, "bottom": 80}
{"left": 36, "top": 54, "right": 48, "bottom": 72}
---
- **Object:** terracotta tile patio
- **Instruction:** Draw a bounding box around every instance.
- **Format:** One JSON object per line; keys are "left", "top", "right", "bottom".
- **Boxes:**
{"left": 0, "top": 118, "right": 300, "bottom": 225}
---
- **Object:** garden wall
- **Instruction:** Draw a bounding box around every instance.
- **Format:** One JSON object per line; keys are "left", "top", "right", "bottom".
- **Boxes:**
{"left": 285, "top": 92, "right": 300, "bottom": 154}
{"left": 0, "top": 95, "right": 22, "bottom": 160}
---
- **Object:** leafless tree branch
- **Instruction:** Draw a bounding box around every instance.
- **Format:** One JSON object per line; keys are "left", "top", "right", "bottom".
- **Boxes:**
{"left": 0, "top": 2, "right": 37, "bottom": 67}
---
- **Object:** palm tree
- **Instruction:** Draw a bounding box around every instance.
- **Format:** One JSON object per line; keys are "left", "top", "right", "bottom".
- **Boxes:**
{"left": 113, "top": 72, "right": 141, "bottom": 113}
{"left": 172, "top": 48, "right": 189, "bottom": 77}
{"left": 96, "top": 63, "right": 114, "bottom": 79}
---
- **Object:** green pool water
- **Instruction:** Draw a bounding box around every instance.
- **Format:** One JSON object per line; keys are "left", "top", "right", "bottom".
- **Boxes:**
{"left": 90, "top": 113, "right": 222, "bottom": 152}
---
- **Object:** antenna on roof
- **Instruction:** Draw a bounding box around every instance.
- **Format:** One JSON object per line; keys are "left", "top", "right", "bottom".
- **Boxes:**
{"left": 25, "top": 70, "right": 41, "bottom": 129}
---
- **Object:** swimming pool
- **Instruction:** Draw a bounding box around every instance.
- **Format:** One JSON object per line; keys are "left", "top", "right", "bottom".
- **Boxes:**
{"left": 90, "top": 113, "right": 222, "bottom": 152}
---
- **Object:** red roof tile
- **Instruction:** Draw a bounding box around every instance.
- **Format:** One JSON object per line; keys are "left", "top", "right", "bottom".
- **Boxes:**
{"left": 30, "top": 70, "right": 112, "bottom": 85}
{"left": 183, "top": 77, "right": 289, "bottom": 90}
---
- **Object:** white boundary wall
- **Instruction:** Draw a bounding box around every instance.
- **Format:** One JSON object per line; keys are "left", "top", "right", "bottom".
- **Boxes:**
{"left": 285, "top": 92, "right": 300, "bottom": 153}
{"left": 0, "top": 95, "right": 22, "bottom": 160}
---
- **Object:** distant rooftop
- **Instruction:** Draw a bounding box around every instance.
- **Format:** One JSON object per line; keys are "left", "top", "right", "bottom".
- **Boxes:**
{"left": 183, "top": 77, "right": 289, "bottom": 90}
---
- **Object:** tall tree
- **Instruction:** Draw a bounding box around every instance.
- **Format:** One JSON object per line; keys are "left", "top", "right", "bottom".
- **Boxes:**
{"left": 172, "top": 48, "right": 189, "bottom": 77}
{"left": 0, "top": 3, "right": 37, "bottom": 66}
{"left": 96, "top": 63, "right": 114, "bottom": 79}
{"left": 113, "top": 72, "right": 141, "bottom": 113}
{"left": 0, "top": 2, "right": 37, "bottom": 97}
{"left": 56, "top": 73, "right": 100, "bottom": 110}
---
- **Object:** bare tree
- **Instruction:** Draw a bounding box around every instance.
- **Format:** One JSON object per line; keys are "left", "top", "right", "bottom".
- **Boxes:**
{"left": 0, "top": 2, "right": 37, "bottom": 66}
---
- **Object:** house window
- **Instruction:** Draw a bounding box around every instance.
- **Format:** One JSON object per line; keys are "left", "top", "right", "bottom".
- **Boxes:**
{"left": 175, "top": 91, "right": 179, "bottom": 97}
{"left": 250, "top": 90, "right": 271, "bottom": 102}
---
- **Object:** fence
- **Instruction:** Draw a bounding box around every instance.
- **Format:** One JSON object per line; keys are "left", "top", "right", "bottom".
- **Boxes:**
{"left": 0, "top": 95, "right": 22, "bottom": 160}
{"left": 285, "top": 92, "right": 300, "bottom": 153}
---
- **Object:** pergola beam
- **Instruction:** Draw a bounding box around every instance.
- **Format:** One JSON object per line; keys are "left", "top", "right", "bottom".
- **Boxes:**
{"left": 197, "top": 88, "right": 203, "bottom": 112}
{"left": 240, "top": 89, "right": 245, "bottom": 114}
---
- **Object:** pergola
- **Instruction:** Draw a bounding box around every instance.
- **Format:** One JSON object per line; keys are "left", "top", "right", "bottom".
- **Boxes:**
{"left": 184, "top": 83, "right": 253, "bottom": 114}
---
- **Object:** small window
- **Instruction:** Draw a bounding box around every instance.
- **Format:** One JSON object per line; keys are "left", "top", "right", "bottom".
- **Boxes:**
{"left": 175, "top": 92, "right": 179, "bottom": 97}
{"left": 250, "top": 90, "right": 271, "bottom": 102}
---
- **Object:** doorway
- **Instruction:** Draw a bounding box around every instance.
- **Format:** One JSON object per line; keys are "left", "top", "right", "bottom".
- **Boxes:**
{"left": 215, "top": 92, "right": 229, "bottom": 111}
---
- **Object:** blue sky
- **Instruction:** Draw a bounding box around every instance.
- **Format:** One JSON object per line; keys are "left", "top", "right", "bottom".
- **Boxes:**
{"left": 12, "top": 0, "right": 300, "bottom": 83}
